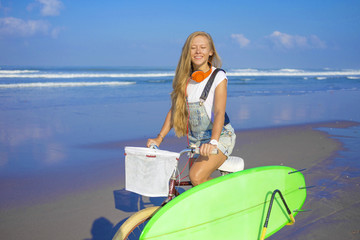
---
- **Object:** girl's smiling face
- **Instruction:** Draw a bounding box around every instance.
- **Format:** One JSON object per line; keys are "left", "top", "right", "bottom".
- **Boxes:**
{"left": 190, "top": 35, "right": 213, "bottom": 71}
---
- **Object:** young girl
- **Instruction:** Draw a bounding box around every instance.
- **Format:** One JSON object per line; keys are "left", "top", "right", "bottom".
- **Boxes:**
{"left": 147, "top": 31, "right": 236, "bottom": 186}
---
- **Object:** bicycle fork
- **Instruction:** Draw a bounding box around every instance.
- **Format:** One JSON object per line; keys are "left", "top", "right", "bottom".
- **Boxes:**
{"left": 162, "top": 172, "right": 193, "bottom": 206}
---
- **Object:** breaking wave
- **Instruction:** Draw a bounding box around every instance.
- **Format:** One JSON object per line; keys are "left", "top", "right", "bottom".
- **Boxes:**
{"left": 227, "top": 69, "right": 360, "bottom": 77}
{"left": 0, "top": 81, "right": 135, "bottom": 88}
{"left": 1, "top": 68, "right": 360, "bottom": 79}
{"left": 0, "top": 72, "right": 174, "bottom": 79}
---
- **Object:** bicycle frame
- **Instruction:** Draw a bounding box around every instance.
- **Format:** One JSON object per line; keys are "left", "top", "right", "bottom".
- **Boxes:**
{"left": 161, "top": 148, "right": 196, "bottom": 206}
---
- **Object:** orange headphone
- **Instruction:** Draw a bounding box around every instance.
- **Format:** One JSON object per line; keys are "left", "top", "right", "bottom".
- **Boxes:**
{"left": 191, "top": 62, "right": 212, "bottom": 83}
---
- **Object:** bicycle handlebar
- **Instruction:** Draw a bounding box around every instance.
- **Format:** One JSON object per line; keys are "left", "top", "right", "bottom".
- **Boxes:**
{"left": 150, "top": 143, "right": 218, "bottom": 156}
{"left": 179, "top": 147, "right": 218, "bottom": 156}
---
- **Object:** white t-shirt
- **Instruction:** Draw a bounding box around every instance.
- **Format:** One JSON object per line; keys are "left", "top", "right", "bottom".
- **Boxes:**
{"left": 187, "top": 67, "right": 227, "bottom": 121}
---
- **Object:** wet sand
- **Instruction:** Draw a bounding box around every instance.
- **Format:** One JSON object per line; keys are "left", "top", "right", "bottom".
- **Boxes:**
{"left": 0, "top": 120, "right": 359, "bottom": 239}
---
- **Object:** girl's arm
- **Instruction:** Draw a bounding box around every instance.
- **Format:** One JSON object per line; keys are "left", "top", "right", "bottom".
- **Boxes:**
{"left": 147, "top": 109, "right": 172, "bottom": 147}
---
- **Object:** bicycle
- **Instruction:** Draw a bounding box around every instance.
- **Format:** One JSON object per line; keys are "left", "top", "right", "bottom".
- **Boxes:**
{"left": 113, "top": 146, "right": 245, "bottom": 240}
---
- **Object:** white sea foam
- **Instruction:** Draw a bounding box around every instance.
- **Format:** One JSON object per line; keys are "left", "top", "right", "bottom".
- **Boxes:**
{"left": 232, "top": 68, "right": 259, "bottom": 72}
{"left": 1, "top": 69, "right": 360, "bottom": 79}
{"left": 0, "top": 70, "right": 40, "bottom": 74}
{"left": 0, "top": 72, "right": 174, "bottom": 79}
{"left": 227, "top": 69, "right": 360, "bottom": 77}
{"left": 347, "top": 76, "right": 360, "bottom": 79}
{"left": 0, "top": 81, "right": 135, "bottom": 88}
{"left": 279, "top": 69, "right": 304, "bottom": 73}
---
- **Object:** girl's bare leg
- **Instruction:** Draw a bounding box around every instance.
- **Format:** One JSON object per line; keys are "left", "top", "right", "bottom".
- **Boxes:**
{"left": 189, "top": 152, "right": 227, "bottom": 186}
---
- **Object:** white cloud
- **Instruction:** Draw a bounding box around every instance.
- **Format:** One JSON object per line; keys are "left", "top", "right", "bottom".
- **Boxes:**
{"left": 0, "top": 1, "right": 63, "bottom": 39}
{"left": 0, "top": 17, "right": 50, "bottom": 37}
{"left": 308, "top": 34, "right": 326, "bottom": 49}
{"left": 36, "top": 0, "right": 64, "bottom": 16}
{"left": 267, "top": 31, "right": 326, "bottom": 49}
{"left": 231, "top": 34, "right": 250, "bottom": 48}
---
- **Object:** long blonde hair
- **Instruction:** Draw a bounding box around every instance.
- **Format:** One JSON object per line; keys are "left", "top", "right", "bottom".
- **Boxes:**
{"left": 171, "top": 31, "right": 222, "bottom": 137}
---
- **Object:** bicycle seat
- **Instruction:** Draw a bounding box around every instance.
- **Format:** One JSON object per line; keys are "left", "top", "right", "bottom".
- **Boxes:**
{"left": 218, "top": 156, "right": 244, "bottom": 173}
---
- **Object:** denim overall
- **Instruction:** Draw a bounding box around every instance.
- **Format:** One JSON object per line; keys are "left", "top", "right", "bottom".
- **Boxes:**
{"left": 187, "top": 69, "right": 236, "bottom": 157}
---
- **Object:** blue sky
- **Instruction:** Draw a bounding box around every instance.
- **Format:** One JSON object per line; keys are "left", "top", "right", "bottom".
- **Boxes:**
{"left": 0, "top": 0, "right": 359, "bottom": 68}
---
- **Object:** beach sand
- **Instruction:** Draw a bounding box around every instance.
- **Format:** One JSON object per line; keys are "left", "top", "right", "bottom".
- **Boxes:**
{"left": 0, "top": 120, "right": 359, "bottom": 239}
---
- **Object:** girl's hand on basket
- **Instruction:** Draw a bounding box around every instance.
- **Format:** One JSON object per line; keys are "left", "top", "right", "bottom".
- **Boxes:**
{"left": 199, "top": 143, "right": 217, "bottom": 157}
{"left": 146, "top": 136, "right": 162, "bottom": 148}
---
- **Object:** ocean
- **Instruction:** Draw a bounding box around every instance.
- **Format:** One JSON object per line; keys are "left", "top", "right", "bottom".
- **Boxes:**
{"left": 1, "top": 66, "right": 360, "bottom": 174}
{"left": 1, "top": 66, "right": 360, "bottom": 127}
{"left": 1, "top": 67, "right": 360, "bottom": 100}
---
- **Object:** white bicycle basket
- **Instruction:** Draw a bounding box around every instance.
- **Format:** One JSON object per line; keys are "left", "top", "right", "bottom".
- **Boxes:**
{"left": 125, "top": 147, "right": 179, "bottom": 197}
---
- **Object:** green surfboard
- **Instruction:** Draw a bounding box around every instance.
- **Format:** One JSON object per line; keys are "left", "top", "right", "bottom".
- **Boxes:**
{"left": 140, "top": 166, "right": 306, "bottom": 239}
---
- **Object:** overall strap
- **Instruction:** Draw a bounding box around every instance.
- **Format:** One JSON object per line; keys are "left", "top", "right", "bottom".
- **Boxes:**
{"left": 199, "top": 68, "right": 225, "bottom": 103}
{"left": 199, "top": 68, "right": 230, "bottom": 125}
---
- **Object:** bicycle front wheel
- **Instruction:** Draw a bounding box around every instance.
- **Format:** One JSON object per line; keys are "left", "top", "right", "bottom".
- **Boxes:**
{"left": 113, "top": 206, "right": 160, "bottom": 240}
